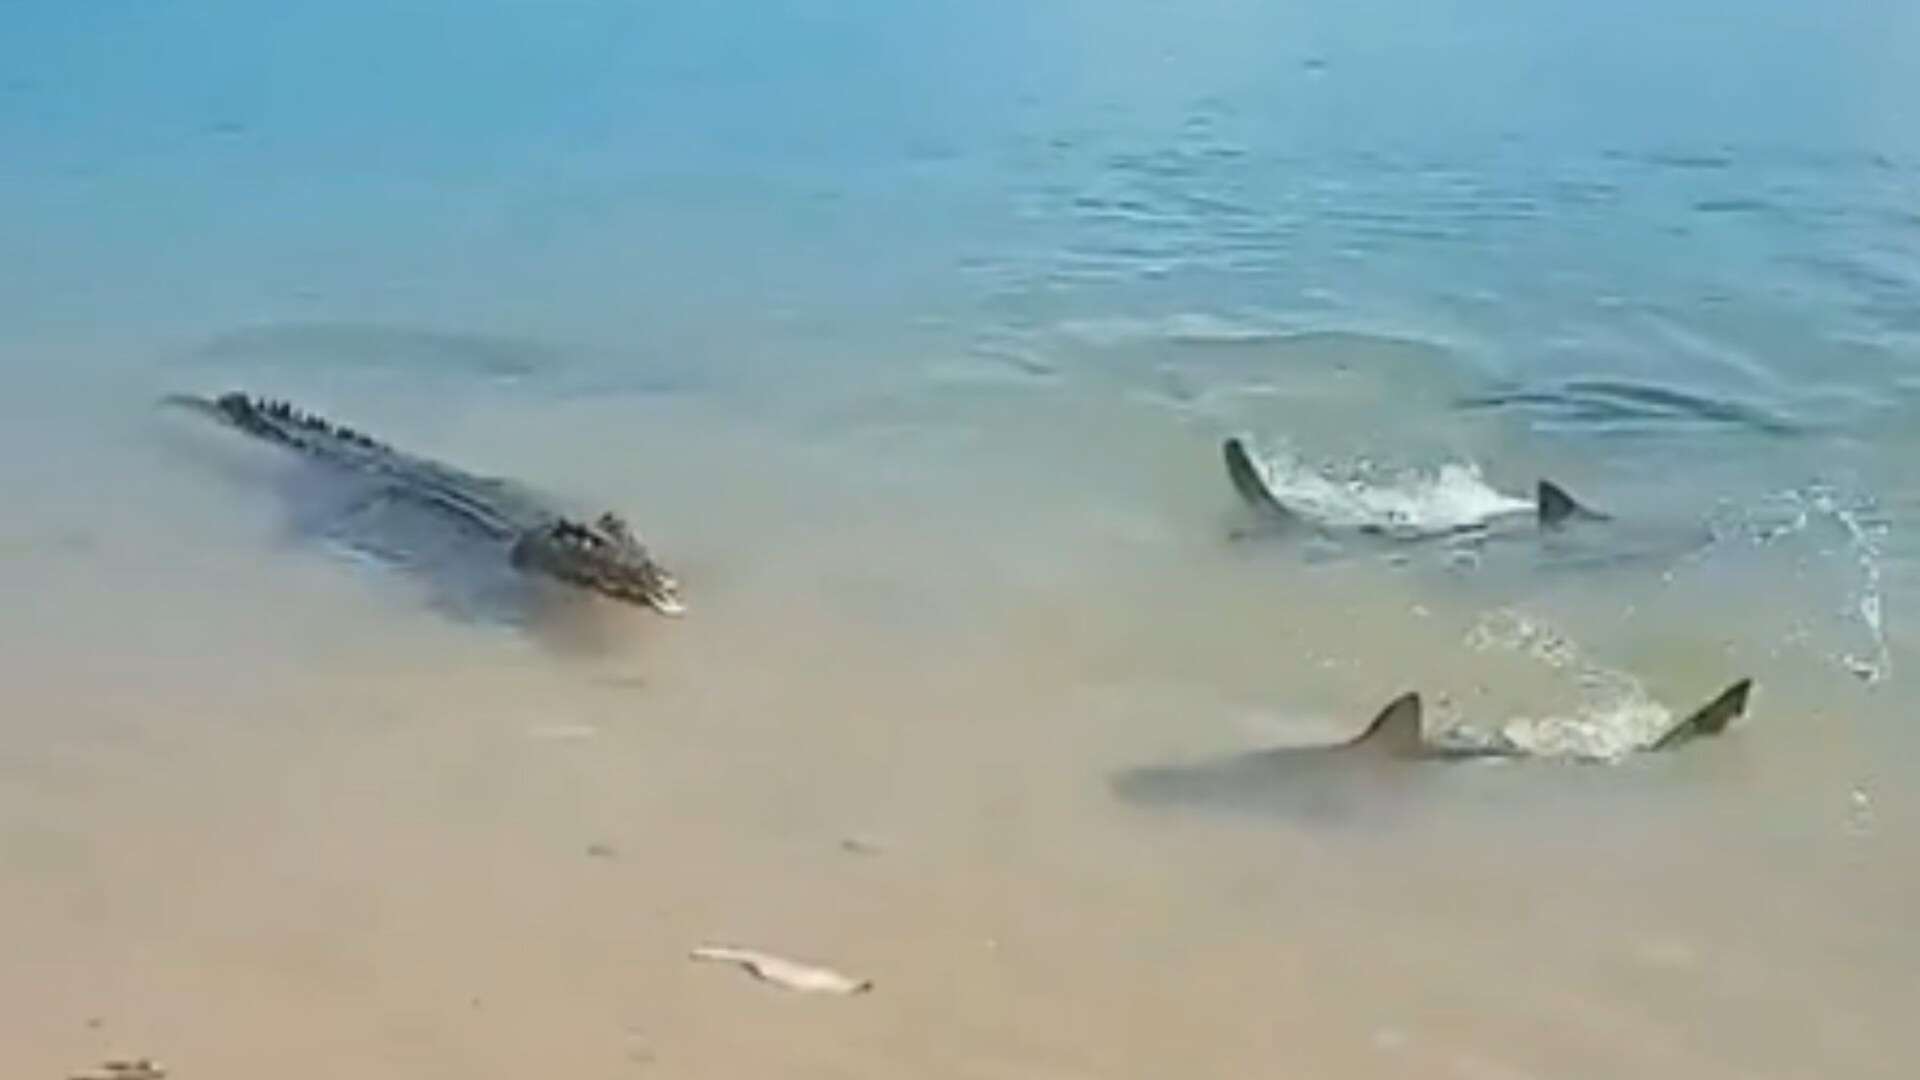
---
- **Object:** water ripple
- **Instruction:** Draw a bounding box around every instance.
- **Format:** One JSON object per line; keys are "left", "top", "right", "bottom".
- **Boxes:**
{"left": 1458, "top": 378, "right": 1805, "bottom": 437}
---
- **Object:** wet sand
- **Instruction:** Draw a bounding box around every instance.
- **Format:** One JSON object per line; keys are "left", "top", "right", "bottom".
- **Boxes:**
{"left": 7, "top": 1, "right": 1920, "bottom": 1072}
{"left": 2, "top": 355, "right": 1913, "bottom": 1078}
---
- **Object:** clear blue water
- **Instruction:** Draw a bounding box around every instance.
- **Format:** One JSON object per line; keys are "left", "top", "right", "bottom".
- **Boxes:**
{"left": 6, "top": 2, "right": 1918, "bottom": 396}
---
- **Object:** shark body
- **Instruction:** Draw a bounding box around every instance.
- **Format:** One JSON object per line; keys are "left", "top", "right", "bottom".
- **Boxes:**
{"left": 1224, "top": 436, "right": 1604, "bottom": 538}
{"left": 1112, "top": 680, "right": 1752, "bottom": 824}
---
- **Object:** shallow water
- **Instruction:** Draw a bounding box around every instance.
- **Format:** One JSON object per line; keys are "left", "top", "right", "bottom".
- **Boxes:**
{"left": 3, "top": 3, "right": 1918, "bottom": 1077}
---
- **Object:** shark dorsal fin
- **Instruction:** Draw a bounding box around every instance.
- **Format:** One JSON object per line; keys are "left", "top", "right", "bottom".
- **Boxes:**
{"left": 1537, "top": 480, "right": 1606, "bottom": 528}
{"left": 1223, "top": 438, "right": 1292, "bottom": 520}
{"left": 1651, "top": 678, "right": 1753, "bottom": 750}
{"left": 1347, "top": 692, "right": 1423, "bottom": 756}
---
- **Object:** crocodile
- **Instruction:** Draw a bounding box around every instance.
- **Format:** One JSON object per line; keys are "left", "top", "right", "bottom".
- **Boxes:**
{"left": 166, "top": 392, "right": 684, "bottom": 614}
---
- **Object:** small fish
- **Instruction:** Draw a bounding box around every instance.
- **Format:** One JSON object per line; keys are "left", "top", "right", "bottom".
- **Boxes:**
{"left": 70, "top": 1061, "right": 166, "bottom": 1080}
{"left": 690, "top": 945, "right": 873, "bottom": 995}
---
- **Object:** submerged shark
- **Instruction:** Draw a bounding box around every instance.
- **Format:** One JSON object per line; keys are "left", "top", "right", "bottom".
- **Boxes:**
{"left": 1220, "top": 436, "right": 1722, "bottom": 571}
{"left": 1223, "top": 436, "right": 1605, "bottom": 539}
{"left": 1112, "top": 679, "right": 1751, "bottom": 824}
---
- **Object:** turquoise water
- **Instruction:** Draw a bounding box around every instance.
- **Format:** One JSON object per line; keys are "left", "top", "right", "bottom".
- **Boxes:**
{"left": 11, "top": 1, "right": 1911, "bottom": 679}
{"left": 3, "top": 4, "right": 1918, "bottom": 1077}
{"left": 6, "top": 3, "right": 1919, "bottom": 390}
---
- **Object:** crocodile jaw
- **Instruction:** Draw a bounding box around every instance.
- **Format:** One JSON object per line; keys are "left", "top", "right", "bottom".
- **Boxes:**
{"left": 603, "top": 566, "right": 685, "bottom": 616}
{"left": 511, "top": 518, "right": 685, "bottom": 616}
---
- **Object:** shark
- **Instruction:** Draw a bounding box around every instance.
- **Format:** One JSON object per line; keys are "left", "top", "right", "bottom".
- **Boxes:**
{"left": 1112, "top": 679, "right": 1752, "bottom": 824}
{"left": 1223, "top": 436, "right": 1606, "bottom": 538}
{"left": 1220, "top": 436, "right": 1724, "bottom": 573}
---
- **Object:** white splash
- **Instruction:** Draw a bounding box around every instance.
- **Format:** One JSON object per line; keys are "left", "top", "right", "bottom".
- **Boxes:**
{"left": 1739, "top": 484, "right": 1892, "bottom": 684}
{"left": 1438, "top": 610, "right": 1678, "bottom": 763}
{"left": 1244, "top": 444, "right": 1532, "bottom": 538}
{"left": 1828, "top": 498, "right": 1891, "bottom": 685}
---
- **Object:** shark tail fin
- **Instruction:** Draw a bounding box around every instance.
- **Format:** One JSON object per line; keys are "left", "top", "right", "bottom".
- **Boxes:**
{"left": 1537, "top": 480, "right": 1607, "bottom": 528}
{"left": 1651, "top": 678, "right": 1753, "bottom": 750}
{"left": 1224, "top": 438, "right": 1292, "bottom": 520}
{"left": 1347, "top": 692, "right": 1423, "bottom": 756}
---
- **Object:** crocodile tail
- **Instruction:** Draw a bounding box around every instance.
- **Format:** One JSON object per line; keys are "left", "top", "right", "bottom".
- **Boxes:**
{"left": 159, "top": 392, "right": 223, "bottom": 418}
{"left": 165, "top": 391, "right": 391, "bottom": 453}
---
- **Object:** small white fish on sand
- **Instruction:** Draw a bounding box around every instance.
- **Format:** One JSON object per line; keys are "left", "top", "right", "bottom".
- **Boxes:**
{"left": 690, "top": 945, "right": 873, "bottom": 995}
{"left": 71, "top": 1061, "right": 166, "bottom": 1080}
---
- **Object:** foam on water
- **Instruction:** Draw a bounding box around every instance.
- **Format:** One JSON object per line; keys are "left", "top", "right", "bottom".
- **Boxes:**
{"left": 1721, "top": 481, "right": 1895, "bottom": 684}
{"left": 1829, "top": 499, "right": 1893, "bottom": 684}
{"left": 1238, "top": 442, "right": 1533, "bottom": 537}
{"left": 1434, "top": 610, "right": 1679, "bottom": 762}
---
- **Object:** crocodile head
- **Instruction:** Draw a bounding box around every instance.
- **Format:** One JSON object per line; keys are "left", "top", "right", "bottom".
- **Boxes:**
{"left": 511, "top": 513, "right": 684, "bottom": 615}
